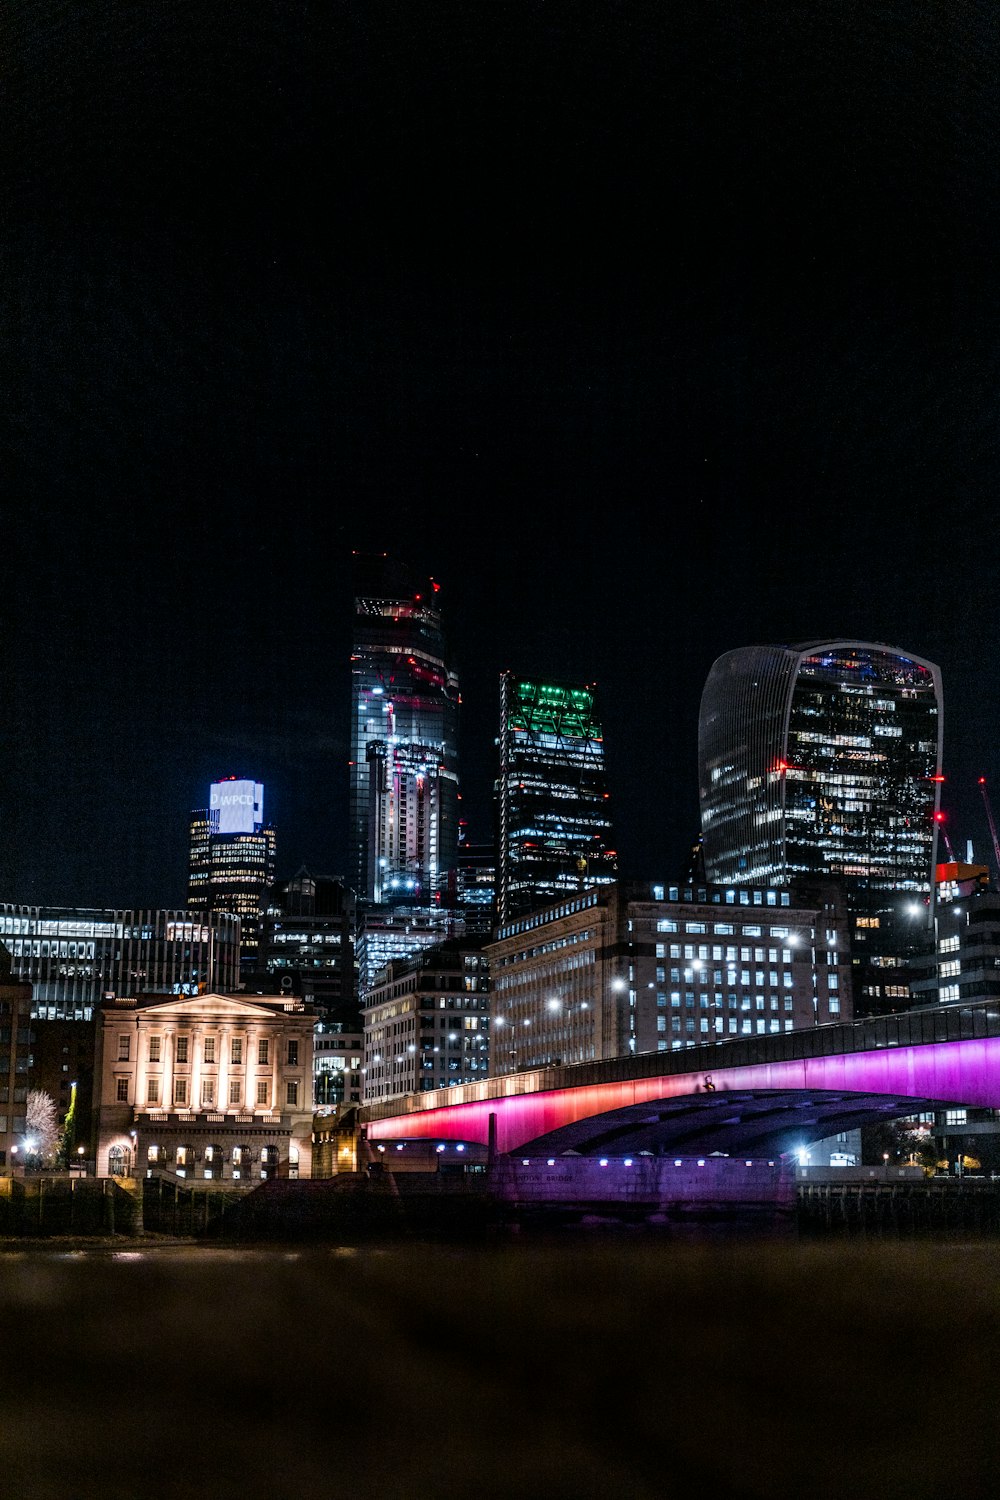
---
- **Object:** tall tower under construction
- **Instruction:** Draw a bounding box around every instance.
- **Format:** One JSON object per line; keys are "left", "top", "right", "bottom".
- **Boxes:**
{"left": 349, "top": 553, "right": 461, "bottom": 906}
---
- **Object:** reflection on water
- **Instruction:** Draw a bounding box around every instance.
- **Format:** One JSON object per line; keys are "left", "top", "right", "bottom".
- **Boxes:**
{"left": 4, "top": 1233, "right": 1000, "bottom": 1499}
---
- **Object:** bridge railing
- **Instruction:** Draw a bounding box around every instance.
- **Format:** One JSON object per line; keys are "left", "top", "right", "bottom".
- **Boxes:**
{"left": 360, "top": 998, "right": 1000, "bottom": 1121}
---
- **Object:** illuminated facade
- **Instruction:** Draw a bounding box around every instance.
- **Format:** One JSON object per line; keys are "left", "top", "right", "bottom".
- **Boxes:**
{"left": 911, "top": 881, "right": 1000, "bottom": 1009}
{"left": 355, "top": 903, "right": 464, "bottom": 997}
{"left": 362, "top": 938, "right": 490, "bottom": 1101}
{"left": 697, "top": 641, "right": 943, "bottom": 1016}
{"left": 349, "top": 553, "right": 460, "bottom": 906}
{"left": 314, "top": 1024, "right": 363, "bottom": 1109}
{"left": 0, "top": 905, "right": 241, "bottom": 1020}
{"left": 94, "top": 989, "right": 316, "bottom": 1181}
{"left": 187, "top": 777, "right": 277, "bottom": 968}
{"left": 485, "top": 879, "right": 851, "bottom": 1071}
{"left": 496, "top": 673, "right": 617, "bottom": 927}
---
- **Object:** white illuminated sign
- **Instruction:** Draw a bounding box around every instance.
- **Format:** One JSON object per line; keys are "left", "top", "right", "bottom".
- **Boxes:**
{"left": 210, "top": 779, "right": 264, "bottom": 834}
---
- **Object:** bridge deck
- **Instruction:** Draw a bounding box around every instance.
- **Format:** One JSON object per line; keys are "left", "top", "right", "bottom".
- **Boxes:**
{"left": 361, "top": 998, "right": 1000, "bottom": 1126}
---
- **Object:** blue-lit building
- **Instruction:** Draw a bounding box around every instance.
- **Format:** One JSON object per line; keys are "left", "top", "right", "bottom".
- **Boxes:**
{"left": 697, "top": 641, "right": 943, "bottom": 1016}
{"left": 187, "top": 777, "right": 276, "bottom": 970}
{"left": 349, "top": 554, "right": 461, "bottom": 907}
{"left": 495, "top": 673, "right": 617, "bottom": 927}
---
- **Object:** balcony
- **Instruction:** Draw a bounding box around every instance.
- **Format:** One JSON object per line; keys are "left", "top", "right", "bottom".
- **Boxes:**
{"left": 136, "top": 1109, "right": 284, "bottom": 1128}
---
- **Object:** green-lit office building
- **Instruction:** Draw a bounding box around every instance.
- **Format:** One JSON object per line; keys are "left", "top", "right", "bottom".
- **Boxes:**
{"left": 495, "top": 673, "right": 618, "bottom": 926}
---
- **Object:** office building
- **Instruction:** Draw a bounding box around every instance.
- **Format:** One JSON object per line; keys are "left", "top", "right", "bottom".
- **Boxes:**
{"left": 697, "top": 641, "right": 943, "bottom": 1016}
{"left": 485, "top": 879, "right": 852, "bottom": 1071}
{"left": 93, "top": 988, "right": 316, "bottom": 1181}
{"left": 314, "top": 1024, "right": 364, "bottom": 1109}
{"left": 187, "top": 777, "right": 276, "bottom": 968}
{"left": 0, "top": 905, "right": 241, "bottom": 1019}
{"left": 355, "top": 902, "right": 464, "bottom": 998}
{"left": 495, "top": 673, "right": 617, "bottom": 927}
{"left": 443, "top": 823, "right": 496, "bottom": 937}
{"left": 259, "top": 869, "right": 358, "bottom": 1026}
{"left": 362, "top": 936, "right": 490, "bottom": 1101}
{"left": 349, "top": 552, "right": 460, "bottom": 906}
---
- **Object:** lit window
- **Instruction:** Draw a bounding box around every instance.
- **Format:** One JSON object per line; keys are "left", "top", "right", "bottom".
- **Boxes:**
{"left": 146, "top": 1079, "right": 160, "bottom": 1105}
{"left": 117, "top": 1035, "right": 130, "bottom": 1062}
{"left": 116, "top": 1077, "right": 128, "bottom": 1102}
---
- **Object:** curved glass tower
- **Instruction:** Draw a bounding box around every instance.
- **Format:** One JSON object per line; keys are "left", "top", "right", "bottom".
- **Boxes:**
{"left": 698, "top": 641, "right": 943, "bottom": 1015}
{"left": 349, "top": 554, "right": 460, "bottom": 905}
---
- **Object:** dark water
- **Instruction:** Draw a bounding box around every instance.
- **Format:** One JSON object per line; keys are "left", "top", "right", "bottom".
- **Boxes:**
{"left": 4, "top": 1231, "right": 1000, "bottom": 1499}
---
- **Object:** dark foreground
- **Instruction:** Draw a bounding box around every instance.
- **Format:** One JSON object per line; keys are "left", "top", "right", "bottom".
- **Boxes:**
{"left": 3, "top": 1234, "right": 1000, "bottom": 1499}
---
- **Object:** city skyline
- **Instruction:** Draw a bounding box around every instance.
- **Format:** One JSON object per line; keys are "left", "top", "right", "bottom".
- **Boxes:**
{"left": 6, "top": 5, "right": 1000, "bottom": 908}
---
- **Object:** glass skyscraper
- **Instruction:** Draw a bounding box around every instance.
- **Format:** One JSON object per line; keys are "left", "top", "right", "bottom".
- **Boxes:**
{"left": 495, "top": 673, "right": 618, "bottom": 926}
{"left": 349, "top": 553, "right": 460, "bottom": 906}
{"left": 697, "top": 640, "right": 943, "bottom": 1015}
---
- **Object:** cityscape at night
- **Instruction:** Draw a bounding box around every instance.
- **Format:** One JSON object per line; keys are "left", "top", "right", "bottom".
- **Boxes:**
{"left": 6, "top": 4, "right": 1000, "bottom": 1497}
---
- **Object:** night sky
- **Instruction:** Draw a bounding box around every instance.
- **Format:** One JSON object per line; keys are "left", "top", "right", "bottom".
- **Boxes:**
{"left": 5, "top": 2, "right": 1000, "bottom": 909}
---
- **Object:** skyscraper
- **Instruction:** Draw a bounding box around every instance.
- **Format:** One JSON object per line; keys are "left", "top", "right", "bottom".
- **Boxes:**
{"left": 495, "top": 673, "right": 618, "bottom": 926}
{"left": 697, "top": 640, "right": 943, "bottom": 1015}
{"left": 349, "top": 553, "right": 460, "bottom": 906}
{"left": 186, "top": 777, "right": 276, "bottom": 970}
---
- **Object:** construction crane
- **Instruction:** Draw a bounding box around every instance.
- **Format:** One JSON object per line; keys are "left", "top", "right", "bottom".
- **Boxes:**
{"left": 978, "top": 777, "right": 1000, "bottom": 878}
{"left": 977, "top": 780, "right": 1000, "bottom": 876}
{"left": 934, "top": 809, "right": 957, "bottom": 863}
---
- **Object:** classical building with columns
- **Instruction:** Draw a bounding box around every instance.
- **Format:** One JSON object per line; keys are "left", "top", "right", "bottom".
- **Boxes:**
{"left": 94, "top": 990, "right": 316, "bottom": 1182}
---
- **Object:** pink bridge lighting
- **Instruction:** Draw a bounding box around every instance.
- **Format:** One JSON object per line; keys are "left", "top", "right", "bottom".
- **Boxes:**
{"left": 364, "top": 1036, "right": 1000, "bottom": 1155}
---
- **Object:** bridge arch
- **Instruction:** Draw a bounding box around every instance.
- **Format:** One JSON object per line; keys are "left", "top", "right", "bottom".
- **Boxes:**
{"left": 363, "top": 1034, "right": 1000, "bottom": 1158}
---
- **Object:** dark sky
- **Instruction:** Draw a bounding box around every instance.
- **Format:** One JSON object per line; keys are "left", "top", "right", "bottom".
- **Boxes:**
{"left": 5, "top": 2, "right": 1000, "bottom": 908}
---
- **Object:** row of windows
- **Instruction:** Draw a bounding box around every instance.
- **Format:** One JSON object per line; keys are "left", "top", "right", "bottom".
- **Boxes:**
{"left": 666, "top": 944, "right": 797, "bottom": 963}
{"left": 121, "top": 1075, "right": 301, "bottom": 1107}
{"left": 118, "top": 1034, "right": 298, "bottom": 1066}
{"left": 669, "top": 971, "right": 802, "bottom": 991}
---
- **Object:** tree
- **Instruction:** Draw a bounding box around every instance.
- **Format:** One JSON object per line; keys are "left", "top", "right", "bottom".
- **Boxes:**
{"left": 57, "top": 1080, "right": 78, "bottom": 1168}
{"left": 25, "top": 1089, "right": 60, "bottom": 1166}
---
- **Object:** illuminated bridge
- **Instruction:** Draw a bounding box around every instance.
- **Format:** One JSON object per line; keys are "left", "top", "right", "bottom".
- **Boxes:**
{"left": 360, "top": 1000, "right": 1000, "bottom": 1160}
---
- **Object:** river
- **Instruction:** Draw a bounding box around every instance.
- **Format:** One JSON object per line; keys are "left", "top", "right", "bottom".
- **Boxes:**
{"left": 3, "top": 1229, "right": 1000, "bottom": 1499}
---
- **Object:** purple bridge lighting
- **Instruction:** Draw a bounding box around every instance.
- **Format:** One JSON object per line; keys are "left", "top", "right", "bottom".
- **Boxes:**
{"left": 360, "top": 1002, "right": 1000, "bottom": 1159}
